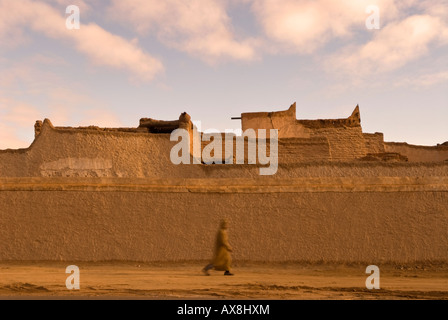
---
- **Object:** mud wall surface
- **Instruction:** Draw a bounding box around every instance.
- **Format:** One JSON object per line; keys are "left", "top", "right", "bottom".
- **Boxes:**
{"left": 0, "top": 124, "right": 178, "bottom": 178}
{"left": 241, "top": 114, "right": 310, "bottom": 139}
{"left": 199, "top": 135, "right": 331, "bottom": 164}
{"left": 1, "top": 125, "right": 447, "bottom": 263}
{"left": 363, "top": 133, "right": 385, "bottom": 154}
{"left": 309, "top": 127, "right": 367, "bottom": 160}
{"left": 0, "top": 177, "right": 447, "bottom": 263}
{"left": 2, "top": 124, "right": 448, "bottom": 179}
{"left": 385, "top": 142, "right": 448, "bottom": 162}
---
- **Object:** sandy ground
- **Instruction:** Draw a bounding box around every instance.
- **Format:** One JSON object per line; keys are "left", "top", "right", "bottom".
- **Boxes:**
{"left": 0, "top": 262, "right": 447, "bottom": 300}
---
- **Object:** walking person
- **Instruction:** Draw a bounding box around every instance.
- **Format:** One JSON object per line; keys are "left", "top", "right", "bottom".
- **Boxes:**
{"left": 203, "top": 219, "right": 234, "bottom": 276}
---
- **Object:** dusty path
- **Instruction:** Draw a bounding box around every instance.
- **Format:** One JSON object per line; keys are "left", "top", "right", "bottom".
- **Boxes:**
{"left": 1, "top": 262, "right": 447, "bottom": 299}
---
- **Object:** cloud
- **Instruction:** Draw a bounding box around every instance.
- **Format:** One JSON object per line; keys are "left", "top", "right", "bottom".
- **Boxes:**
{"left": 0, "top": 128, "right": 31, "bottom": 150}
{"left": 0, "top": 100, "right": 42, "bottom": 127}
{"left": 250, "top": 0, "right": 398, "bottom": 54}
{"left": 0, "top": 0, "right": 164, "bottom": 82}
{"left": 0, "top": 93, "right": 122, "bottom": 150}
{"left": 0, "top": 89, "right": 124, "bottom": 150}
{"left": 80, "top": 109, "right": 123, "bottom": 127}
{"left": 71, "top": 24, "right": 164, "bottom": 82}
{"left": 108, "top": 0, "right": 257, "bottom": 63}
{"left": 250, "top": 0, "right": 448, "bottom": 79}
{"left": 0, "top": 97, "right": 42, "bottom": 149}
{"left": 0, "top": 58, "right": 123, "bottom": 150}
{"left": 414, "top": 0, "right": 448, "bottom": 19}
{"left": 43, "top": 0, "right": 91, "bottom": 12}
{"left": 395, "top": 71, "right": 448, "bottom": 87}
{"left": 327, "top": 14, "right": 448, "bottom": 75}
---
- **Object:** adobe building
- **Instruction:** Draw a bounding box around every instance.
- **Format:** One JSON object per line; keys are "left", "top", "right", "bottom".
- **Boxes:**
{"left": 0, "top": 103, "right": 447, "bottom": 263}
{"left": 240, "top": 103, "right": 448, "bottom": 162}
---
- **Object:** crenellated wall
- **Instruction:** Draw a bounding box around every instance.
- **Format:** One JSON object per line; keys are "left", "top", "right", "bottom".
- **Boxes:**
{"left": 241, "top": 104, "right": 370, "bottom": 161}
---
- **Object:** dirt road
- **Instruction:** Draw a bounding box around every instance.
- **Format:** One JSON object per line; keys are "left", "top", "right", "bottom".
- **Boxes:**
{"left": 1, "top": 262, "right": 447, "bottom": 299}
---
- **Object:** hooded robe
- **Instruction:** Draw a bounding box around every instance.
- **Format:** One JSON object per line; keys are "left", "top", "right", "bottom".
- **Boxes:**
{"left": 211, "top": 224, "right": 232, "bottom": 271}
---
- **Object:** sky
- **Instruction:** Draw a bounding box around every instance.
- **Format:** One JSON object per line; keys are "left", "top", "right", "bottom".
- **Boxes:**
{"left": 0, "top": 0, "right": 447, "bottom": 149}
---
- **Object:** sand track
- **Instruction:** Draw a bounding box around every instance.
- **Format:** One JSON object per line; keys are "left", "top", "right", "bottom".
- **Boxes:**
{"left": 1, "top": 262, "right": 447, "bottom": 300}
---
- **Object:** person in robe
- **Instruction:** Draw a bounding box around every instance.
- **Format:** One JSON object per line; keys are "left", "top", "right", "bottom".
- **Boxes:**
{"left": 202, "top": 219, "right": 234, "bottom": 276}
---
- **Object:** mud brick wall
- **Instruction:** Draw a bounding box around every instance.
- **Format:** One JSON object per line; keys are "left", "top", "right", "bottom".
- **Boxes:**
{"left": 200, "top": 136, "right": 331, "bottom": 164}
{"left": 363, "top": 133, "right": 386, "bottom": 154}
{"left": 278, "top": 138, "right": 330, "bottom": 163}
{"left": 1, "top": 122, "right": 448, "bottom": 179}
{"left": 310, "top": 127, "right": 367, "bottom": 161}
{"left": 0, "top": 177, "right": 447, "bottom": 263}
{"left": 1, "top": 122, "right": 447, "bottom": 263}
{"left": 385, "top": 142, "right": 448, "bottom": 162}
